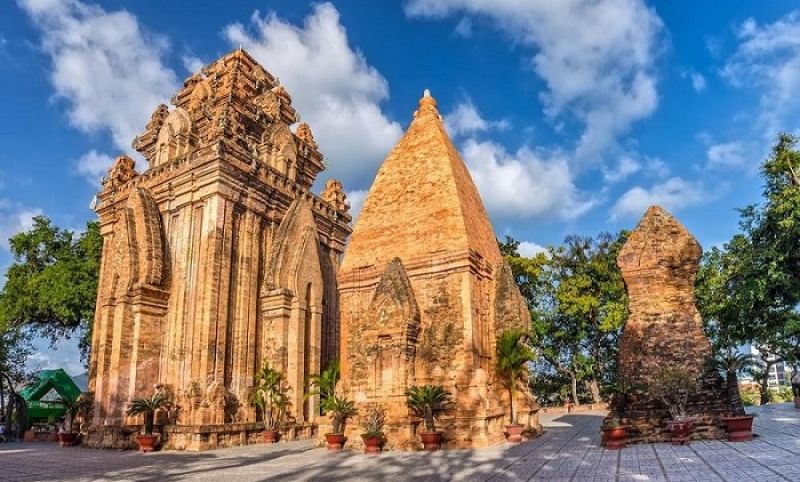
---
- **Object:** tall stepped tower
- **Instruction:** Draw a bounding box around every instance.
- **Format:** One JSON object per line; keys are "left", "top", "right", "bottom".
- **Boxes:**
{"left": 86, "top": 49, "right": 352, "bottom": 450}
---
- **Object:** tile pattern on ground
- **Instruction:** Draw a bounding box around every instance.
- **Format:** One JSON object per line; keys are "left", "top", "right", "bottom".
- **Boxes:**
{"left": 3, "top": 403, "right": 800, "bottom": 481}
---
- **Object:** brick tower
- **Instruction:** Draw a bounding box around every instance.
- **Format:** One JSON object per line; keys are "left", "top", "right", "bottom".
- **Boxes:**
{"left": 86, "top": 49, "right": 351, "bottom": 450}
{"left": 337, "top": 90, "right": 538, "bottom": 450}
{"left": 616, "top": 206, "right": 734, "bottom": 443}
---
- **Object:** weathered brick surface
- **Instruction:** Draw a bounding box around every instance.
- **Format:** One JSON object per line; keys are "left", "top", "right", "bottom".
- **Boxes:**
{"left": 616, "top": 205, "right": 733, "bottom": 443}
{"left": 86, "top": 49, "right": 351, "bottom": 451}
{"left": 337, "top": 91, "right": 538, "bottom": 450}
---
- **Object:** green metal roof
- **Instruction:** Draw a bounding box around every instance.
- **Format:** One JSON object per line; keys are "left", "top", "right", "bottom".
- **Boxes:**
{"left": 19, "top": 368, "right": 81, "bottom": 403}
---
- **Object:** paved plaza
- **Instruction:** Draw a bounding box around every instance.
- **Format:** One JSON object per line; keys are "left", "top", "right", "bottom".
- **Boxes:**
{"left": 3, "top": 404, "right": 800, "bottom": 481}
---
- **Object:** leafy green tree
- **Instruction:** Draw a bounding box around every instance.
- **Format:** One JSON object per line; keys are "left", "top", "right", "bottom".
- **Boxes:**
{"left": 0, "top": 216, "right": 101, "bottom": 360}
{"left": 502, "top": 233, "right": 628, "bottom": 404}
{"left": 697, "top": 133, "right": 800, "bottom": 404}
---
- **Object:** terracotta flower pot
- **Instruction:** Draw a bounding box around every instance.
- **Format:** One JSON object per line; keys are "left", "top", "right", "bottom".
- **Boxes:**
{"left": 666, "top": 419, "right": 693, "bottom": 446}
{"left": 57, "top": 432, "right": 79, "bottom": 447}
{"left": 361, "top": 433, "right": 383, "bottom": 454}
{"left": 263, "top": 429, "right": 279, "bottom": 444}
{"left": 602, "top": 426, "right": 627, "bottom": 450}
{"left": 135, "top": 434, "right": 159, "bottom": 453}
{"left": 721, "top": 415, "right": 754, "bottom": 442}
{"left": 419, "top": 431, "right": 442, "bottom": 451}
{"left": 325, "top": 433, "right": 346, "bottom": 451}
{"left": 504, "top": 424, "right": 525, "bottom": 444}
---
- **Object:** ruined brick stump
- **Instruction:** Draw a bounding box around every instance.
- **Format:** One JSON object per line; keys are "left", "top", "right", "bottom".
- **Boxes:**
{"left": 615, "top": 206, "right": 734, "bottom": 444}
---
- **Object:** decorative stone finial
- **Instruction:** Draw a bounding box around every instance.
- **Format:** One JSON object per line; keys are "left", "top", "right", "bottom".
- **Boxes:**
{"left": 415, "top": 88, "right": 438, "bottom": 118}
{"left": 295, "top": 122, "right": 317, "bottom": 149}
{"left": 104, "top": 155, "right": 138, "bottom": 189}
{"left": 321, "top": 179, "right": 349, "bottom": 212}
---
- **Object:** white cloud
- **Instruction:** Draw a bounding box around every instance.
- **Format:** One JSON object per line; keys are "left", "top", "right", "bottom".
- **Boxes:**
{"left": 444, "top": 100, "right": 509, "bottom": 137}
{"left": 722, "top": 11, "right": 800, "bottom": 137}
{"left": 182, "top": 54, "right": 205, "bottom": 74}
{"left": 19, "top": 0, "right": 179, "bottom": 174}
{"left": 0, "top": 202, "right": 43, "bottom": 250}
{"left": 406, "top": 0, "right": 664, "bottom": 162}
{"left": 224, "top": 3, "right": 402, "bottom": 187}
{"left": 454, "top": 17, "right": 473, "bottom": 38}
{"left": 690, "top": 72, "right": 707, "bottom": 92}
{"left": 681, "top": 70, "right": 706, "bottom": 92}
{"left": 706, "top": 141, "right": 748, "bottom": 169}
{"left": 76, "top": 149, "right": 114, "bottom": 184}
{"left": 460, "top": 138, "right": 594, "bottom": 220}
{"left": 27, "top": 336, "right": 84, "bottom": 376}
{"left": 518, "top": 240, "right": 546, "bottom": 258}
{"left": 611, "top": 177, "right": 709, "bottom": 220}
{"left": 346, "top": 189, "right": 367, "bottom": 221}
{"left": 603, "top": 155, "right": 641, "bottom": 183}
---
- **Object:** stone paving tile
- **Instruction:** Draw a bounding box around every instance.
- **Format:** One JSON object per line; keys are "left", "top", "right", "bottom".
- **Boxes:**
{"left": 4, "top": 403, "right": 800, "bottom": 481}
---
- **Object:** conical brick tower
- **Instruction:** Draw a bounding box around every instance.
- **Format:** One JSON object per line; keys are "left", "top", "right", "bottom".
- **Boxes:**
{"left": 337, "top": 90, "right": 538, "bottom": 450}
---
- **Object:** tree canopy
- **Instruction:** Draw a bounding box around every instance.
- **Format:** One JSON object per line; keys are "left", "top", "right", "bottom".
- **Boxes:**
{"left": 500, "top": 232, "right": 628, "bottom": 405}
{"left": 0, "top": 216, "right": 101, "bottom": 359}
{"left": 696, "top": 133, "right": 800, "bottom": 403}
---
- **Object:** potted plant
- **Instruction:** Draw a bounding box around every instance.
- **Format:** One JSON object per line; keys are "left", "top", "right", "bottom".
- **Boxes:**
{"left": 601, "top": 417, "right": 628, "bottom": 449}
{"left": 360, "top": 407, "right": 385, "bottom": 454}
{"left": 496, "top": 329, "right": 535, "bottom": 443}
{"left": 127, "top": 392, "right": 170, "bottom": 452}
{"left": 406, "top": 385, "right": 451, "bottom": 451}
{"left": 651, "top": 367, "right": 696, "bottom": 445}
{"left": 601, "top": 377, "right": 635, "bottom": 449}
{"left": 253, "top": 362, "right": 288, "bottom": 444}
{"left": 322, "top": 395, "right": 358, "bottom": 451}
{"left": 709, "top": 350, "right": 756, "bottom": 441}
{"left": 55, "top": 395, "right": 90, "bottom": 447}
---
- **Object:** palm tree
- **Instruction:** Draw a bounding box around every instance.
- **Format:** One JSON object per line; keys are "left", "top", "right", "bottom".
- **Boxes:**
{"left": 306, "top": 361, "right": 340, "bottom": 415}
{"left": 406, "top": 385, "right": 451, "bottom": 433}
{"left": 127, "top": 393, "right": 169, "bottom": 435}
{"left": 708, "top": 351, "right": 754, "bottom": 415}
{"left": 253, "top": 362, "right": 286, "bottom": 431}
{"left": 56, "top": 395, "right": 90, "bottom": 433}
{"left": 325, "top": 395, "right": 358, "bottom": 435}
{"left": 496, "top": 329, "right": 536, "bottom": 424}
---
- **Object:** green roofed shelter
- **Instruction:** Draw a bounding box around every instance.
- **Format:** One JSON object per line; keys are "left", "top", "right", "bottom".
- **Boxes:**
{"left": 19, "top": 368, "right": 81, "bottom": 427}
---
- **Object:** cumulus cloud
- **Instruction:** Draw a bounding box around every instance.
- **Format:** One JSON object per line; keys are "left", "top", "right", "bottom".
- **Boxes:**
{"left": 603, "top": 155, "right": 642, "bottom": 183}
{"left": 18, "top": 0, "right": 179, "bottom": 173}
{"left": 76, "top": 149, "right": 114, "bottom": 184}
{"left": 460, "top": 139, "right": 594, "bottom": 220}
{"left": 454, "top": 17, "right": 473, "bottom": 38}
{"left": 611, "top": 177, "right": 709, "bottom": 220}
{"left": 444, "top": 100, "right": 509, "bottom": 137}
{"left": 224, "top": 3, "right": 402, "bottom": 187}
{"left": 681, "top": 69, "right": 706, "bottom": 92}
{"left": 518, "top": 240, "right": 547, "bottom": 258}
{"left": 706, "top": 141, "right": 749, "bottom": 170}
{"left": 182, "top": 54, "right": 205, "bottom": 74}
{"left": 345, "top": 189, "right": 368, "bottom": 221}
{"left": 406, "top": 0, "right": 664, "bottom": 162}
{"left": 0, "top": 201, "right": 43, "bottom": 250}
{"left": 722, "top": 11, "right": 800, "bottom": 137}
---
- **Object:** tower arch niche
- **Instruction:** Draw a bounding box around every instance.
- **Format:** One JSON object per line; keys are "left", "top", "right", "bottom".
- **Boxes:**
{"left": 261, "top": 198, "right": 323, "bottom": 426}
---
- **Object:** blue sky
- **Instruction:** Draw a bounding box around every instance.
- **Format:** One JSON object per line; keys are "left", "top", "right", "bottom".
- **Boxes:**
{"left": 3, "top": 0, "right": 800, "bottom": 374}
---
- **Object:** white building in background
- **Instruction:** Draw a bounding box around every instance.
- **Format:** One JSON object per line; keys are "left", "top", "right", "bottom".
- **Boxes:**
{"left": 739, "top": 344, "right": 790, "bottom": 387}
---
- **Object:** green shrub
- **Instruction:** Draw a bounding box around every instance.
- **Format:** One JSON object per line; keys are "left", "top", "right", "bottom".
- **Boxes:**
{"left": 740, "top": 386, "right": 760, "bottom": 406}
{"left": 768, "top": 386, "right": 794, "bottom": 403}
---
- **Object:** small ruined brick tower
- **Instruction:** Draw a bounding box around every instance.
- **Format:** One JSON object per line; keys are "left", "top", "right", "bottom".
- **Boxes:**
{"left": 616, "top": 205, "right": 734, "bottom": 443}
{"left": 86, "top": 49, "right": 351, "bottom": 450}
{"left": 337, "top": 90, "right": 538, "bottom": 450}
